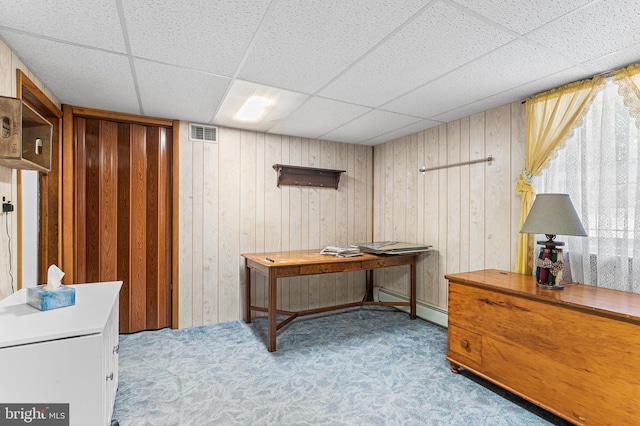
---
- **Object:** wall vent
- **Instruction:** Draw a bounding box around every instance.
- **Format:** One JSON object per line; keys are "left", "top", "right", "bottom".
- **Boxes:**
{"left": 189, "top": 123, "right": 217, "bottom": 143}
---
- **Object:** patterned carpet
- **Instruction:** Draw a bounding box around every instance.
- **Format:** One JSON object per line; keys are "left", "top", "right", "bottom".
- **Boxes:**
{"left": 112, "top": 308, "right": 570, "bottom": 425}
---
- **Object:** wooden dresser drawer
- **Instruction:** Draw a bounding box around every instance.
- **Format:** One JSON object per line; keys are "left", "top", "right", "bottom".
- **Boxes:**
{"left": 448, "top": 324, "right": 482, "bottom": 365}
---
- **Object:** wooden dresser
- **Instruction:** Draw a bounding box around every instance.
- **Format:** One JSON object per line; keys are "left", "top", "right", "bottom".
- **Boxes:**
{"left": 445, "top": 270, "right": 640, "bottom": 425}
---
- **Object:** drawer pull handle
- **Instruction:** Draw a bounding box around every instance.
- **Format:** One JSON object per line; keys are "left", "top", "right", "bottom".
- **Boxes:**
{"left": 113, "top": 345, "right": 119, "bottom": 354}
{"left": 461, "top": 340, "right": 469, "bottom": 349}
{"left": 106, "top": 372, "right": 114, "bottom": 381}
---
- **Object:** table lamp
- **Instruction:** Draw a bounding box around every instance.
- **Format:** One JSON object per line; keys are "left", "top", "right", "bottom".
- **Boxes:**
{"left": 519, "top": 193, "right": 587, "bottom": 289}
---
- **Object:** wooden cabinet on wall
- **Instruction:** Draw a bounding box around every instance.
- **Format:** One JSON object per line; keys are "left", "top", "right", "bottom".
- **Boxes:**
{"left": 0, "top": 96, "right": 52, "bottom": 172}
{"left": 445, "top": 270, "right": 640, "bottom": 425}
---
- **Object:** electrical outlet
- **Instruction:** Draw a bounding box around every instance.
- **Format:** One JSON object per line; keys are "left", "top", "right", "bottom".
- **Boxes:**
{"left": 1, "top": 192, "right": 11, "bottom": 213}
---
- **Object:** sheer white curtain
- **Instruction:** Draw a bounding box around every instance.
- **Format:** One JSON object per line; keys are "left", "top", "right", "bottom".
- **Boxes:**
{"left": 536, "top": 79, "right": 640, "bottom": 293}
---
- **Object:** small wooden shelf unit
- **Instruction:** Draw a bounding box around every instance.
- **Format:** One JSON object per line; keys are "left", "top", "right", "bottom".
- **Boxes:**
{"left": 272, "top": 164, "right": 345, "bottom": 189}
{"left": 445, "top": 270, "right": 640, "bottom": 426}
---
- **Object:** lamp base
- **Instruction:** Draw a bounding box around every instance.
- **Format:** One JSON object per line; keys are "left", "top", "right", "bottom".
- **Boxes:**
{"left": 536, "top": 282, "right": 564, "bottom": 290}
{"left": 535, "top": 246, "right": 564, "bottom": 289}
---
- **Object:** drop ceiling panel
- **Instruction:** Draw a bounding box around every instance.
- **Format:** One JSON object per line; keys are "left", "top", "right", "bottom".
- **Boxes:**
{"left": 582, "top": 42, "right": 640, "bottom": 75}
{"left": 318, "top": 1, "right": 515, "bottom": 107}
{"left": 430, "top": 66, "right": 593, "bottom": 123}
{"left": 452, "top": 0, "right": 593, "bottom": 35}
{"left": 268, "top": 97, "right": 371, "bottom": 139}
{"left": 0, "top": 0, "right": 125, "bottom": 52}
{"left": 384, "top": 39, "right": 576, "bottom": 118}
{"left": 321, "top": 110, "right": 422, "bottom": 144}
{"left": 238, "top": 0, "right": 431, "bottom": 94}
{"left": 362, "top": 118, "right": 441, "bottom": 145}
{"left": 528, "top": 0, "right": 640, "bottom": 63}
{"left": 135, "top": 59, "right": 231, "bottom": 123}
{"left": 0, "top": 31, "right": 139, "bottom": 114}
{"left": 122, "top": 0, "right": 271, "bottom": 76}
{"left": 2, "top": 2, "right": 640, "bottom": 146}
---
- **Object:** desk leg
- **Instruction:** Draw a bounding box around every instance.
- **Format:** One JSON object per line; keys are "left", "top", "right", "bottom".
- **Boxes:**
{"left": 268, "top": 271, "right": 277, "bottom": 352}
{"left": 244, "top": 262, "right": 251, "bottom": 323}
{"left": 410, "top": 258, "right": 416, "bottom": 320}
{"left": 365, "top": 270, "right": 374, "bottom": 301}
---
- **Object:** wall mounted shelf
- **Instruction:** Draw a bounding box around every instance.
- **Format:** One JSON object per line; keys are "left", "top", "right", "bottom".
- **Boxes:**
{"left": 0, "top": 95, "right": 52, "bottom": 172}
{"left": 273, "top": 164, "right": 346, "bottom": 189}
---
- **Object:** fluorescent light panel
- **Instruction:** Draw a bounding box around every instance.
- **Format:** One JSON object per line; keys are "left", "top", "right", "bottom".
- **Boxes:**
{"left": 235, "top": 96, "right": 272, "bottom": 121}
{"left": 214, "top": 79, "right": 309, "bottom": 132}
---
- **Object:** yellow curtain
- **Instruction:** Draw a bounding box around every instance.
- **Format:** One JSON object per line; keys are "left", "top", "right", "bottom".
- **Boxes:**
{"left": 515, "top": 76, "right": 606, "bottom": 274}
{"left": 613, "top": 63, "right": 640, "bottom": 124}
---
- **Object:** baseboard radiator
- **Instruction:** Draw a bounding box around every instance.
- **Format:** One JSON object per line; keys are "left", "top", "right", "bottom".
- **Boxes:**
{"left": 373, "top": 287, "right": 448, "bottom": 328}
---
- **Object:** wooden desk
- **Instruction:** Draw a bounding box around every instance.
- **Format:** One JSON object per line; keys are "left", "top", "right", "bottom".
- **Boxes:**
{"left": 242, "top": 249, "right": 418, "bottom": 352}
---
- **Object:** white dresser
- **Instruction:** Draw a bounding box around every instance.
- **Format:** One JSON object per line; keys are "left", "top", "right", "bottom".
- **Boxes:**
{"left": 0, "top": 281, "right": 122, "bottom": 426}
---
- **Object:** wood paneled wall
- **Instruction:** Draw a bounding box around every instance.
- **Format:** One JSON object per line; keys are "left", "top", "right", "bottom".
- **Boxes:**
{"left": 0, "top": 40, "right": 525, "bottom": 318}
{"left": 178, "top": 125, "right": 374, "bottom": 327}
{"left": 178, "top": 101, "right": 524, "bottom": 326}
{"left": 372, "top": 102, "right": 525, "bottom": 310}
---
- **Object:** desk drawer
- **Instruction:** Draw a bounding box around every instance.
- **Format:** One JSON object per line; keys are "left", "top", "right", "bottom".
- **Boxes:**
{"left": 299, "top": 262, "right": 362, "bottom": 275}
{"left": 448, "top": 324, "right": 482, "bottom": 366}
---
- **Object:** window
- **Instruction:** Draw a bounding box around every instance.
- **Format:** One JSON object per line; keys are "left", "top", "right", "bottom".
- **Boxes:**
{"left": 536, "top": 79, "right": 640, "bottom": 292}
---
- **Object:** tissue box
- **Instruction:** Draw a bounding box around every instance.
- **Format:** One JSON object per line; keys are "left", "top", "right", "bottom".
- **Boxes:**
{"left": 27, "top": 285, "right": 76, "bottom": 311}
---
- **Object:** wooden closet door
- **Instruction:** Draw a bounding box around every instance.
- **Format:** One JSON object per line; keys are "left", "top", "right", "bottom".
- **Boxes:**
{"left": 74, "top": 118, "right": 172, "bottom": 333}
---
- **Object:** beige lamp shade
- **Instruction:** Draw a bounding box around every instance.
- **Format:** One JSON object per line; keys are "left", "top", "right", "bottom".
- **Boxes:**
{"left": 520, "top": 193, "right": 587, "bottom": 237}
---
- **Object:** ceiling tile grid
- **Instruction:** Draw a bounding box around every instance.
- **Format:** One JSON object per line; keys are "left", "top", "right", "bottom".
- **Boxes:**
{"left": 0, "top": 0, "right": 126, "bottom": 53}
{"left": 383, "top": 38, "right": 577, "bottom": 118}
{"left": 321, "top": 109, "right": 423, "bottom": 144}
{"left": 451, "top": 0, "right": 594, "bottom": 35}
{"left": 430, "top": 65, "right": 593, "bottom": 123}
{"left": 238, "top": 0, "right": 432, "bottom": 94}
{"left": 267, "top": 96, "right": 372, "bottom": 140}
{"left": 582, "top": 41, "right": 640, "bottom": 75}
{"left": 134, "top": 59, "right": 231, "bottom": 123}
{"left": 317, "top": 1, "right": 516, "bottom": 107}
{"left": 0, "top": 0, "right": 639, "bottom": 145}
{"left": 362, "top": 118, "right": 443, "bottom": 145}
{"left": 122, "top": 0, "right": 272, "bottom": 76}
{"left": 0, "top": 30, "right": 139, "bottom": 114}
{"left": 527, "top": 0, "right": 640, "bottom": 63}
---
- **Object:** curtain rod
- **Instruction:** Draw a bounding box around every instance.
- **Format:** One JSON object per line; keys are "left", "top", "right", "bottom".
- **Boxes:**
{"left": 521, "top": 63, "right": 637, "bottom": 104}
{"left": 419, "top": 154, "right": 493, "bottom": 174}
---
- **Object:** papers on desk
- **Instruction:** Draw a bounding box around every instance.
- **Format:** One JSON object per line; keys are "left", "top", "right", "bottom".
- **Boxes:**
{"left": 321, "top": 242, "right": 432, "bottom": 257}
{"left": 354, "top": 241, "right": 432, "bottom": 255}
{"left": 320, "top": 245, "right": 362, "bottom": 257}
